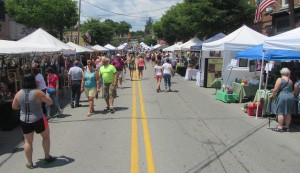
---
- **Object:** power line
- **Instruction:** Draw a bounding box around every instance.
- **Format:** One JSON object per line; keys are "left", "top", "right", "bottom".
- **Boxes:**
{"left": 81, "top": 0, "right": 170, "bottom": 18}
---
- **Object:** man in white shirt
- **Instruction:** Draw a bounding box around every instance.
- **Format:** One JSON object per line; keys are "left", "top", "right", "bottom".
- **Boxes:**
{"left": 68, "top": 61, "right": 83, "bottom": 108}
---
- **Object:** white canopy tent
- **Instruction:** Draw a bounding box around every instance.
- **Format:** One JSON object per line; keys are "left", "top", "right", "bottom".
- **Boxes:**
{"left": 117, "top": 44, "right": 126, "bottom": 50}
{"left": 202, "top": 25, "right": 267, "bottom": 85}
{"left": 66, "top": 42, "right": 94, "bottom": 53}
{"left": 152, "top": 44, "right": 162, "bottom": 50}
{"left": 0, "top": 40, "right": 58, "bottom": 55}
{"left": 163, "top": 43, "right": 182, "bottom": 52}
{"left": 264, "top": 27, "right": 300, "bottom": 51}
{"left": 104, "top": 44, "right": 116, "bottom": 50}
{"left": 18, "top": 28, "right": 75, "bottom": 55}
{"left": 180, "top": 37, "right": 203, "bottom": 51}
{"left": 91, "top": 45, "right": 108, "bottom": 52}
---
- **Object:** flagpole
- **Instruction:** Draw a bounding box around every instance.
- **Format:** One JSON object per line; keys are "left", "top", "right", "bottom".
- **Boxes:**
{"left": 77, "top": 0, "right": 81, "bottom": 45}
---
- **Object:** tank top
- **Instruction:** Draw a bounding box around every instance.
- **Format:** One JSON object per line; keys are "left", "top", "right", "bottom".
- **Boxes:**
{"left": 138, "top": 58, "right": 145, "bottom": 67}
{"left": 19, "top": 89, "right": 43, "bottom": 123}
{"left": 84, "top": 71, "right": 96, "bottom": 88}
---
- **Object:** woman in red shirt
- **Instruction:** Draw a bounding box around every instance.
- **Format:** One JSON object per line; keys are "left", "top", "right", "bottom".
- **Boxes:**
{"left": 46, "top": 67, "right": 62, "bottom": 118}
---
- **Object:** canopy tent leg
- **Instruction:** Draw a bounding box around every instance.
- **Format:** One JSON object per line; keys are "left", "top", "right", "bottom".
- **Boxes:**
{"left": 256, "top": 50, "right": 265, "bottom": 119}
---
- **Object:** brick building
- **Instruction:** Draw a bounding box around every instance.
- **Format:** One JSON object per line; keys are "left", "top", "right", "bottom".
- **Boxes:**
{"left": 251, "top": 0, "right": 300, "bottom": 36}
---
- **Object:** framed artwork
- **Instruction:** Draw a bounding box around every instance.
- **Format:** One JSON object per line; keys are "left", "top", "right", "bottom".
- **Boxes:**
{"left": 209, "top": 51, "right": 221, "bottom": 57}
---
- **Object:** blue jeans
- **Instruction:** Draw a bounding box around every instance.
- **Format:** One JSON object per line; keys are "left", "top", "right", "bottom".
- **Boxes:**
{"left": 163, "top": 74, "right": 171, "bottom": 87}
{"left": 46, "top": 92, "right": 60, "bottom": 113}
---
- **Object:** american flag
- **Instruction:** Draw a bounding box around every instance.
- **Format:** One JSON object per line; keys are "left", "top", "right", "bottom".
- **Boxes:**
{"left": 255, "top": 0, "right": 276, "bottom": 22}
{"left": 85, "top": 29, "right": 92, "bottom": 43}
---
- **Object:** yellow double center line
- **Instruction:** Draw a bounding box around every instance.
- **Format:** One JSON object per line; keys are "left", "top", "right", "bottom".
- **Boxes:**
{"left": 131, "top": 72, "right": 156, "bottom": 173}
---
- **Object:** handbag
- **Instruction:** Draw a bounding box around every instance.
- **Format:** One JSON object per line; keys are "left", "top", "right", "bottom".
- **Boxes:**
{"left": 47, "top": 75, "right": 56, "bottom": 94}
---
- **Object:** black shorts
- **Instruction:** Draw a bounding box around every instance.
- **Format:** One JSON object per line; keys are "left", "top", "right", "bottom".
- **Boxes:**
{"left": 20, "top": 116, "right": 49, "bottom": 134}
{"left": 138, "top": 66, "right": 144, "bottom": 71}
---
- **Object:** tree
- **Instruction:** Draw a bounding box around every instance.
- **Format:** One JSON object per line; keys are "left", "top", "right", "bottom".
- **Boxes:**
{"left": 116, "top": 21, "right": 132, "bottom": 37}
{"left": 130, "top": 30, "right": 144, "bottom": 42}
{"left": 144, "top": 17, "right": 154, "bottom": 35}
{"left": 5, "top": 0, "right": 78, "bottom": 40}
{"left": 153, "top": 0, "right": 255, "bottom": 44}
{"left": 81, "top": 18, "right": 114, "bottom": 46}
{"left": 143, "top": 35, "right": 156, "bottom": 46}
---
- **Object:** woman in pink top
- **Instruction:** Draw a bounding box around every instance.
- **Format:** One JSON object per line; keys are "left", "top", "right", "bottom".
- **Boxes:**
{"left": 137, "top": 55, "right": 146, "bottom": 80}
{"left": 46, "top": 67, "right": 62, "bottom": 118}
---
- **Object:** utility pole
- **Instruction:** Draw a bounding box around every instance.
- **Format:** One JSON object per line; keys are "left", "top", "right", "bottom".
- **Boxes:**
{"left": 77, "top": 0, "right": 81, "bottom": 45}
{"left": 289, "top": 0, "right": 295, "bottom": 29}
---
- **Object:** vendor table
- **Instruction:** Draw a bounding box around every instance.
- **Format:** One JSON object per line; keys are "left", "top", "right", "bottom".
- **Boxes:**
{"left": 185, "top": 69, "right": 198, "bottom": 80}
{"left": 232, "top": 82, "right": 259, "bottom": 103}
{"left": 216, "top": 90, "right": 238, "bottom": 103}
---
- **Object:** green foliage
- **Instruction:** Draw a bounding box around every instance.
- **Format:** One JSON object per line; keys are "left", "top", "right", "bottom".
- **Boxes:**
{"left": 153, "top": 0, "right": 256, "bottom": 44}
{"left": 116, "top": 21, "right": 132, "bottom": 37}
{"left": 144, "top": 17, "right": 154, "bottom": 35}
{"left": 5, "top": 0, "right": 78, "bottom": 39}
{"left": 130, "top": 30, "right": 144, "bottom": 42}
{"left": 143, "top": 35, "right": 156, "bottom": 46}
{"left": 81, "top": 18, "right": 114, "bottom": 46}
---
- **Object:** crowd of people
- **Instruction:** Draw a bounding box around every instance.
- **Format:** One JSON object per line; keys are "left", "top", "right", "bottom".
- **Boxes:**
{"left": 11, "top": 50, "right": 180, "bottom": 169}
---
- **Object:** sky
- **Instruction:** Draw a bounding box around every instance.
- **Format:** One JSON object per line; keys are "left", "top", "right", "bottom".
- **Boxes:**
{"left": 79, "top": 0, "right": 184, "bottom": 31}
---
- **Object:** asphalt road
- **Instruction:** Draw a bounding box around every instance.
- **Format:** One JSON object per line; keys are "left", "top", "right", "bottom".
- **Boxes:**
{"left": 1, "top": 62, "right": 300, "bottom": 173}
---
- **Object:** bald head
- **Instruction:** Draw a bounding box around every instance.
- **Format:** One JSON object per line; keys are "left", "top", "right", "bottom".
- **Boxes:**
{"left": 102, "top": 57, "right": 110, "bottom": 65}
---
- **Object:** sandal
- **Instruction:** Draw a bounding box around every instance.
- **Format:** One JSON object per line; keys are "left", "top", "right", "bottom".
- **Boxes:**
{"left": 284, "top": 127, "right": 291, "bottom": 132}
{"left": 272, "top": 127, "right": 284, "bottom": 132}
{"left": 26, "top": 163, "right": 34, "bottom": 169}
{"left": 103, "top": 107, "right": 110, "bottom": 112}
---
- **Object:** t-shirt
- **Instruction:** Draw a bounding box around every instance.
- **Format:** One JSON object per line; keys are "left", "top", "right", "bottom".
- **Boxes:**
{"left": 35, "top": 74, "right": 47, "bottom": 90}
{"left": 154, "top": 65, "right": 162, "bottom": 76}
{"left": 68, "top": 66, "right": 83, "bottom": 80}
{"left": 112, "top": 58, "right": 124, "bottom": 71}
{"left": 162, "top": 63, "right": 172, "bottom": 74}
{"left": 99, "top": 64, "right": 117, "bottom": 84}
{"left": 47, "top": 74, "right": 58, "bottom": 88}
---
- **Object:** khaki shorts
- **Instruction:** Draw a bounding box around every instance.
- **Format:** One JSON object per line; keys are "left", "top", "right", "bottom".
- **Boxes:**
{"left": 117, "top": 71, "right": 123, "bottom": 78}
{"left": 103, "top": 83, "right": 117, "bottom": 99}
{"left": 85, "top": 87, "right": 97, "bottom": 97}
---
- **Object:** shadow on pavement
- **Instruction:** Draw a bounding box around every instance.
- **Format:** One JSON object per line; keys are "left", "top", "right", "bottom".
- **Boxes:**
{"left": 0, "top": 127, "right": 23, "bottom": 166}
{"left": 35, "top": 155, "right": 75, "bottom": 169}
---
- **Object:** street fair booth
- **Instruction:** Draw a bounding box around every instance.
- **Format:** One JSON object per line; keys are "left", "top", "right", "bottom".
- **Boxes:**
{"left": 66, "top": 42, "right": 94, "bottom": 54}
{"left": 180, "top": 37, "right": 203, "bottom": 80}
{"left": 91, "top": 45, "right": 109, "bottom": 52}
{"left": 236, "top": 42, "right": 300, "bottom": 117}
{"left": 0, "top": 39, "right": 60, "bottom": 130}
{"left": 195, "top": 33, "right": 226, "bottom": 87}
{"left": 104, "top": 44, "right": 116, "bottom": 51}
{"left": 202, "top": 25, "right": 267, "bottom": 103}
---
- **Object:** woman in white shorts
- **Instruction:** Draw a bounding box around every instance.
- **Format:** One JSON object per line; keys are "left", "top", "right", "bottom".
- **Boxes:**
{"left": 81, "top": 60, "right": 100, "bottom": 116}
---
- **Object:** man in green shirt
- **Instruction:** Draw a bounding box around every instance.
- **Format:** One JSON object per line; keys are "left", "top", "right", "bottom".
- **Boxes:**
{"left": 99, "top": 57, "right": 118, "bottom": 113}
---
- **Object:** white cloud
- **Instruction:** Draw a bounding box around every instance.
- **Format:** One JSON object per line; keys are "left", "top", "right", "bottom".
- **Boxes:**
{"left": 79, "top": 0, "right": 183, "bottom": 31}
